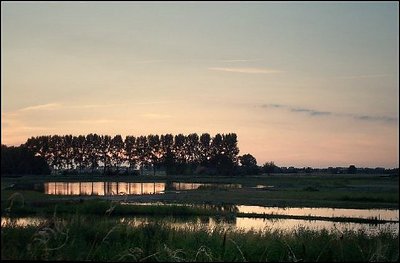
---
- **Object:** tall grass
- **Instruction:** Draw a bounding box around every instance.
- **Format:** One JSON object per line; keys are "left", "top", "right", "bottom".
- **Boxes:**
{"left": 2, "top": 214, "right": 399, "bottom": 261}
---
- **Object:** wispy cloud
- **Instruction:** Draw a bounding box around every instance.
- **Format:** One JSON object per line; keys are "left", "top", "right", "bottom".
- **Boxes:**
{"left": 71, "top": 103, "right": 124, "bottom": 109}
{"left": 13, "top": 103, "right": 125, "bottom": 113}
{"left": 209, "top": 67, "right": 283, "bottom": 74}
{"left": 18, "top": 103, "right": 61, "bottom": 112}
{"left": 261, "top": 103, "right": 397, "bottom": 123}
{"left": 337, "top": 74, "right": 391, "bottom": 79}
{"left": 290, "top": 108, "right": 332, "bottom": 116}
{"left": 354, "top": 115, "right": 398, "bottom": 122}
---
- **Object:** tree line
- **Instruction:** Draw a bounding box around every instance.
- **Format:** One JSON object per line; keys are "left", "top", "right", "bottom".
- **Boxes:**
{"left": 22, "top": 133, "right": 240, "bottom": 175}
{"left": 1, "top": 145, "right": 50, "bottom": 175}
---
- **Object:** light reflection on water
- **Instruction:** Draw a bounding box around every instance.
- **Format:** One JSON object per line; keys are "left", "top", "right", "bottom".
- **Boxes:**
{"left": 237, "top": 205, "right": 399, "bottom": 221}
{"left": 43, "top": 182, "right": 241, "bottom": 195}
{"left": 3, "top": 216, "right": 397, "bottom": 236}
{"left": 1, "top": 217, "right": 44, "bottom": 227}
{"left": 123, "top": 202, "right": 399, "bottom": 222}
{"left": 235, "top": 217, "right": 398, "bottom": 235}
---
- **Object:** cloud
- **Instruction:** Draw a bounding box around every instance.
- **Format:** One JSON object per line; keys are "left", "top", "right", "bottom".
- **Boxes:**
{"left": 261, "top": 103, "right": 397, "bottom": 123}
{"left": 17, "top": 103, "right": 61, "bottom": 112}
{"left": 71, "top": 103, "right": 124, "bottom": 109}
{"left": 209, "top": 67, "right": 283, "bottom": 74}
{"left": 11, "top": 103, "right": 125, "bottom": 114}
{"left": 291, "top": 108, "right": 332, "bottom": 116}
{"left": 354, "top": 115, "right": 398, "bottom": 122}
{"left": 337, "top": 74, "right": 391, "bottom": 79}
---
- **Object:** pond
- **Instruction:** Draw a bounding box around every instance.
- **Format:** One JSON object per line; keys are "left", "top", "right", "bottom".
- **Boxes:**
{"left": 42, "top": 181, "right": 241, "bottom": 195}
{"left": 237, "top": 205, "right": 399, "bottom": 221}
{"left": 6, "top": 181, "right": 397, "bottom": 236}
{"left": 2, "top": 214, "right": 398, "bottom": 236}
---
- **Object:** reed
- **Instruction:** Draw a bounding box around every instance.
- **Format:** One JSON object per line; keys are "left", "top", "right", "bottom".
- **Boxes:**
{"left": 1, "top": 214, "right": 399, "bottom": 261}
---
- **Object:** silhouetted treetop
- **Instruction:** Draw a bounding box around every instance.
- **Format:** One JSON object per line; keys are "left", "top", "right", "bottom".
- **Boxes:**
{"left": 23, "top": 133, "right": 240, "bottom": 176}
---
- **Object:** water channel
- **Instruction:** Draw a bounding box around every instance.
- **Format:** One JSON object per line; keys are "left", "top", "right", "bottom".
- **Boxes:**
{"left": 5, "top": 181, "right": 398, "bottom": 236}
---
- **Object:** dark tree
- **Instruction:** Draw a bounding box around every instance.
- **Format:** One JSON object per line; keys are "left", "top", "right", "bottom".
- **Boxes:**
{"left": 161, "top": 134, "right": 175, "bottom": 175}
{"left": 73, "top": 135, "right": 87, "bottom": 172}
{"left": 136, "top": 136, "right": 149, "bottom": 175}
{"left": 86, "top": 133, "right": 101, "bottom": 173}
{"left": 100, "top": 135, "right": 112, "bottom": 175}
{"left": 262, "top": 161, "right": 276, "bottom": 175}
{"left": 148, "top": 134, "right": 161, "bottom": 175}
{"left": 348, "top": 165, "right": 357, "bottom": 174}
{"left": 110, "top": 135, "right": 125, "bottom": 174}
{"left": 239, "top": 153, "right": 260, "bottom": 175}
{"left": 1, "top": 145, "right": 50, "bottom": 175}
{"left": 125, "top": 135, "right": 138, "bottom": 174}
{"left": 22, "top": 132, "right": 245, "bottom": 176}
{"left": 199, "top": 133, "right": 211, "bottom": 166}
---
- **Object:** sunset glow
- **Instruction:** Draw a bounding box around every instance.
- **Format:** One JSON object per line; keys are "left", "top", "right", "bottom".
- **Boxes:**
{"left": 2, "top": 2, "right": 398, "bottom": 168}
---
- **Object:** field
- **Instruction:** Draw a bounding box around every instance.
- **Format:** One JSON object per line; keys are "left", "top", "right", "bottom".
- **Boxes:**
{"left": 2, "top": 173, "right": 398, "bottom": 209}
{"left": 1, "top": 173, "right": 399, "bottom": 261}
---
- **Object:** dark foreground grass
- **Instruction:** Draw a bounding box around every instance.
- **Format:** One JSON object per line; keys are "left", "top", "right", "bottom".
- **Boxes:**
{"left": 1, "top": 214, "right": 399, "bottom": 262}
{"left": 1, "top": 197, "right": 235, "bottom": 220}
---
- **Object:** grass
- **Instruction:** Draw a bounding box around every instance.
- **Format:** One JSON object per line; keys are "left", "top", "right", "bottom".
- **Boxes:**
{"left": 2, "top": 173, "right": 398, "bottom": 210}
{"left": 2, "top": 214, "right": 399, "bottom": 261}
{"left": 1, "top": 173, "right": 398, "bottom": 262}
{"left": 236, "top": 212, "right": 398, "bottom": 224}
{"left": 1, "top": 197, "right": 236, "bottom": 219}
{"left": 2, "top": 194, "right": 398, "bottom": 227}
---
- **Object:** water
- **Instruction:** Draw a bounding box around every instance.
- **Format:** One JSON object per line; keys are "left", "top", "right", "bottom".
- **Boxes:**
{"left": 42, "top": 181, "right": 241, "bottom": 195}
{"left": 6, "top": 181, "right": 398, "bottom": 235}
{"left": 2, "top": 215, "right": 398, "bottom": 236}
{"left": 122, "top": 202, "right": 399, "bottom": 221}
{"left": 237, "top": 205, "right": 399, "bottom": 221}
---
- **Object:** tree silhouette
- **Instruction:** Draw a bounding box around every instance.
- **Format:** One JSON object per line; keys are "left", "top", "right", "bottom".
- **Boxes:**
{"left": 262, "top": 161, "right": 276, "bottom": 175}
{"left": 22, "top": 132, "right": 242, "bottom": 176}
{"left": 239, "top": 153, "right": 259, "bottom": 175}
{"left": 1, "top": 145, "right": 50, "bottom": 175}
{"left": 148, "top": 134, "right": 161, "bottom": 175}
{"left": 110, "top": 135, "right": 125, "bottom": 174}
{"left": 136, "top": 136, "right": 149, "bottom": 175}
{"left": 125, "top": 135, "right": 138, "bottom": 174}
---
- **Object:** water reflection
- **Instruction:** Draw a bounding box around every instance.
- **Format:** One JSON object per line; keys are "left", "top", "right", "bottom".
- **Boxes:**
{"left": 234, "top": 217, "right": 399, "bottom": 235}
{"left": 2, "top": 215, "right": 397, "bottom": 236}
{"left": 44, "top": 182, "right": 166, "bottom": 195}
{"left": 237, "top": 205, "right": 399, "bottom": 221}
{"left": 1, "top": 216, "right": 45, "bottom": 227}
{"left": 125, "top": 202, "right": 399, "bottom": 222}
{"left": 118, "top": 215, "right": 398, "bottom": 235}
{"left": 43, "top": 182, "right": 240, "bottom": 196}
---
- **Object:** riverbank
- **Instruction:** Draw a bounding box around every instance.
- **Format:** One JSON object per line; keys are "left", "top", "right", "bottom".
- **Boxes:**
{"left": 1, "top": 173, "right": 398, "bottom": 210}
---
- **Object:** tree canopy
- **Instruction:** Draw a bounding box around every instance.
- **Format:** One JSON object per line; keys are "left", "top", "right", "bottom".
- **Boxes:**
{"left": 23, "top": 133, "right": 240, "bottom": 176}
{"left": 1, "top": 145, "right": 50, "bottom": 175}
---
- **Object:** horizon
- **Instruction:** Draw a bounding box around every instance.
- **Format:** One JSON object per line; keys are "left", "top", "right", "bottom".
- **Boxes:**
{"left": 2, "top": 2, "right": 399, "bottom": 168}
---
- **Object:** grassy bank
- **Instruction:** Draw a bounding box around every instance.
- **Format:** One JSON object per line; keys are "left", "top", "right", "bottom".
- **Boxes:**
{"left": 1, "top": 173, "right": 398, "bottom": 210}
{"left": 1, "top": 198, "right": 235, "bottom": 219}
{"left": 2, "top": 214, "right": 398, "bottom": 262}
{"left": 2, "top": 197, "right": 398, "bottom": 225}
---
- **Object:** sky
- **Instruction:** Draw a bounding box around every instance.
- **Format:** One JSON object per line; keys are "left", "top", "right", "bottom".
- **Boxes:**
{"left": 1, "top": 1, "right": 399, "bottom": 168}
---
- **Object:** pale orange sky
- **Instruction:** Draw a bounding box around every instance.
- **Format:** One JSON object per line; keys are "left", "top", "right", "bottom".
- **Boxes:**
{"left": 1, "top": 2, "right": 399, "bottom": 168}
